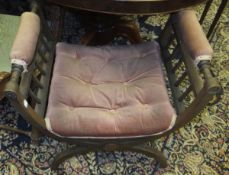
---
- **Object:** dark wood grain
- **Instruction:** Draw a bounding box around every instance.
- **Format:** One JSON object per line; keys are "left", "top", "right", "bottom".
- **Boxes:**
{"left": 47, "top": 0, "right": 206, "bottom": 15}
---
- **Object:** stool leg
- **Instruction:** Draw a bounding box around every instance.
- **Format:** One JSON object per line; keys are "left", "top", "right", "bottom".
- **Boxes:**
{"left": 114, "top": 22, "right": 142, "bottom": 44}
{"left": 80, "top": 21, "right": 142, "bottom": 46}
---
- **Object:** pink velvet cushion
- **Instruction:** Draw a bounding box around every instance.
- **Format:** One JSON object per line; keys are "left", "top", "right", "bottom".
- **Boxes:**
{"left": 45, "top": 42, "right": 176, "bottom": 138}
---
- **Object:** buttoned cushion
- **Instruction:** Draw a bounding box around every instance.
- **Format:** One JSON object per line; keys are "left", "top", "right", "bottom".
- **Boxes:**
{"left": 45, "top": 42, "right": 176, "bottom": 138}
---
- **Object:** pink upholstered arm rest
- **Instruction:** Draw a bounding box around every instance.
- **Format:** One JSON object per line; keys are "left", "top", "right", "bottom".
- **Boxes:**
{"left": 172, "top": 10, "right": 213, "bottom": 66}
{"left": 10, "top": 12, "right": 40, "bottom": 68}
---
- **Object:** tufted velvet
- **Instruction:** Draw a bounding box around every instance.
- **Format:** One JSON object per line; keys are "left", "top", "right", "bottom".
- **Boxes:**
{"left": 45, "top": 42, "right": 176, "bottom": 138}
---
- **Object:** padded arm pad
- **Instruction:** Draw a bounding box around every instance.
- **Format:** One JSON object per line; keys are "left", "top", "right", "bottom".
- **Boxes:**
{"left": 10, "top": 12, "right": 40, "bottom": 67}
{"left": 172, "top": 10, "right": 213, "bottom": 65}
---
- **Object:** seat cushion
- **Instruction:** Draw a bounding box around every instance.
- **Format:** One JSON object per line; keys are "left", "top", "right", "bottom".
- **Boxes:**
{"left": 45, "top": 42, "right": 176, "bottom": 138}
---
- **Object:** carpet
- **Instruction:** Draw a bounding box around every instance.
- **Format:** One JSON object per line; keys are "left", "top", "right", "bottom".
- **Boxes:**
{"left": 0, "top": 1, "right": 228, "bottom": 174}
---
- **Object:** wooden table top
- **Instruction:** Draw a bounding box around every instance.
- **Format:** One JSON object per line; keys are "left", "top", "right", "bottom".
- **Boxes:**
{"left": 48, "top": 0, "right": 206, "bottom": 15}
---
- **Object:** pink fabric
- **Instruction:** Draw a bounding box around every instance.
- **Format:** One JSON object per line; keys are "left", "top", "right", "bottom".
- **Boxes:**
{"left": 45, "top": 42, "right": 176, "bottom": 138}
{"left": 173, "top": 10, "right": 213, "bottom": 62}
{"left": 10, "top": 12, "right": 40, "bottom": 65}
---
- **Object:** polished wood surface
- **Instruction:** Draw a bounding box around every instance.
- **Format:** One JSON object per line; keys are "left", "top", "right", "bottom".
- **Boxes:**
{"left": 47, "top": 0, "right": 206, "bottom": 15}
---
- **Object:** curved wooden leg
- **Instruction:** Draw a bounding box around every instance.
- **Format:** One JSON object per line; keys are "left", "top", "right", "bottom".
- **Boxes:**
{"left": 51, "top": 146, "right": 97, "bottom": 170}
{"left": 31, "top": 127, "right": 42, "bottom": 144}
{"left": 114, "top": 22, "right": 142, "bottom": 44}
{"left": 123, "top": 145, "right": 168, "bottom": 168}
{"left": 0, "top": 125, "right": 31, "bottom": 137}
{"left": 80, "top": 30, "right": 97, "bottom": 45}
{"left": 51, "top": 144, "right": 167, "bottom": 170}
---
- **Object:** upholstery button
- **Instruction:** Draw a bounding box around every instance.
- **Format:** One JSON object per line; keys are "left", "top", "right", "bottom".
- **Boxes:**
{"left": 110, "top": 109, "right": 115, "bottom": 113}
{"left": 142, "top": 104, "right": 148, "bottom": 107}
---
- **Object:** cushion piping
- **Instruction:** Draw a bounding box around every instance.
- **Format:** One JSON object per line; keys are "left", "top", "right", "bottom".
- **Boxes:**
{"left": 44, "top": 114, "right": 176, "bottom": 139}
